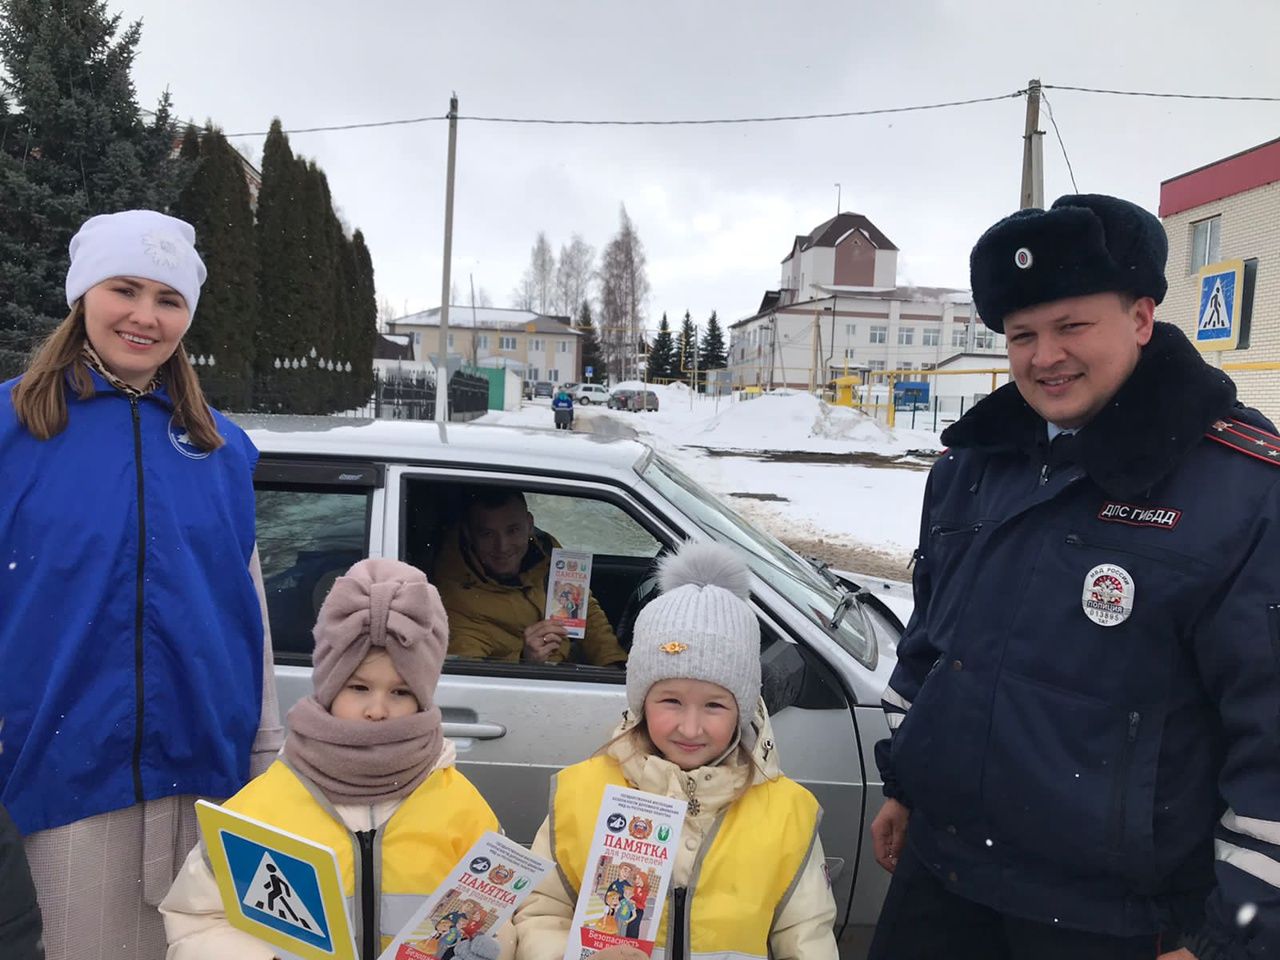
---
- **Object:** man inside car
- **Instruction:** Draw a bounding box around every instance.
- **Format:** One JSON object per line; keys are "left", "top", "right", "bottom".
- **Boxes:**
{"left": 431, "top": 488, "right": 628, "bottom": 667}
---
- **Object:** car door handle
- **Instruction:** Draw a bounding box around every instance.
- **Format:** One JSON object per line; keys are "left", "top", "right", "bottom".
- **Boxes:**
{"left": 443, "top": 721, "right": 507, "bottom": 740}
{"left": 824, "top": 857, "right": 845, "bottom": 882}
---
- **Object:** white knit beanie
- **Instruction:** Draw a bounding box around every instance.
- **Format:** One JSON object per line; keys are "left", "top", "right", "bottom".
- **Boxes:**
{"left": 65, "top": 210, "right": 207, "bottom": 325}
{"left": 627, "top": 541, "right": 761, "bottom": 747}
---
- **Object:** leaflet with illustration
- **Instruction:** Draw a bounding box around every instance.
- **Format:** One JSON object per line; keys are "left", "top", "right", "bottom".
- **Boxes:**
{"left": 562, "top": 785, "right": 688, "bottom": 960}
{"left": 379, "top": 832, "right": 554, "bottom": 960}
{"left": 546, "top": 548, "right": 593, "bottom": 639}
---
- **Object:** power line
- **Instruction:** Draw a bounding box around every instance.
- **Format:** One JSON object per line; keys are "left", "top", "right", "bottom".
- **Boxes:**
{"left": 219, "top": 90, "right": 1026, "bottom": 138}
{"left": 194, "top": 82, "right": 1280, "bottom": 140}
{"left": 1039, "top": 90, "right": 1078, "bottom": 193}
{"left": 458, "top": 91, "right": 1025, "bottom": 126}
{"left": 1043, "top": 84, "right": 1280, "bottom": 103}
{"left": 223, "top": 114, "right": 447, "bottom": 137}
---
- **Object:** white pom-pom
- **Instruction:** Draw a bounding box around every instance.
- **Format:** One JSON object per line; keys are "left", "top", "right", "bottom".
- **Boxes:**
{"left": 658, "top": 541, "right": 750, "bottom": 599}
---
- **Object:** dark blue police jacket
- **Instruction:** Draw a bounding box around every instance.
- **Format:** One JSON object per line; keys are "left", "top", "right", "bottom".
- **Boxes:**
{"left": 878, "top": 323, "right": 1280, "bottom": 958}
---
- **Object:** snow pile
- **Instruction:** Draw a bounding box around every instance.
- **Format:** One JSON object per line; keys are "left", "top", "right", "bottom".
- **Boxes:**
{"left": 810, "top": 402, "right": 896, "bottom": 443}
{"left": 683, "top": 391, "right": 920, "bottom": 453}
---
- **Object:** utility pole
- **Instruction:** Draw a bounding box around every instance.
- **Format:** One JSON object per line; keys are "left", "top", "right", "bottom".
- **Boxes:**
{"left": 810, "top": 312, "right": 820, "bottom": 393}
{"left": 1020, "top": 79, "right": 1044, "bottom": 210}
{"left": 835, "top": 182, "right": 841, "bottom": 216}
{"left": 435, "top": 93, "right": 459, "bottom": 423}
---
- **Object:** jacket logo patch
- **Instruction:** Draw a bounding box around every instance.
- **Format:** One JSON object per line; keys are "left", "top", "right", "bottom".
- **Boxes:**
{"left": 168, "top": 415, "right": 210, "bottom": 460}
{"left": 1097, "top": 501, "right": 1181, "bottom": 530}
{"left": 1082, "top": 564, "right": 1135, "bottom": 628}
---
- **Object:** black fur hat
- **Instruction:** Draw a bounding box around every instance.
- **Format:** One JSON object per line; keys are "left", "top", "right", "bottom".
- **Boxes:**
{"left": 969, "top": 194, "right": 1168, "bottom": 332}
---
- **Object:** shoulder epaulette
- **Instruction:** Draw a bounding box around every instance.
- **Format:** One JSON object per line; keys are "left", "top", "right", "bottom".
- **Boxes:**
{"left": 1206, "top": 419, "right": 1280, "bottom": 466}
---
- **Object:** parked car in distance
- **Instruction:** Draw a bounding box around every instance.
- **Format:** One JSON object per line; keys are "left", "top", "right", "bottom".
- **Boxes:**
{"left": 636, "top": 390, "right": 659, "bottom": 412}
{"left": 608, "top": 388, "right": 638, "bottom": 410}
{"left": 533, "top": 380, "right": 555, "bottom": 399}
{"left": 573, "top": 383, "right": 610, "bottom": 405}
{"left": 237, "top": 415, "right": 903, "bottom": 953}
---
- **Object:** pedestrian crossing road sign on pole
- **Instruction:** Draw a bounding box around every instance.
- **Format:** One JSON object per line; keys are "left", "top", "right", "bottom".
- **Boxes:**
{"left": 196, "top": 799, "right": 356, "bottom": 960}
{"left": 1195, "top": 259, "right": 1246, "bottom": 352}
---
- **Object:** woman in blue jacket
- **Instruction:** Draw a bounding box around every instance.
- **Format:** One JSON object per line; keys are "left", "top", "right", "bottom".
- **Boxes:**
{"left": 0, "top": 211, "right": 282, "bottom": 959}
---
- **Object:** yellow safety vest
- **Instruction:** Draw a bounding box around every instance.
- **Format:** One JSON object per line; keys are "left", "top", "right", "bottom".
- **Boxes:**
{"left": 225, "top": 759, "right": 499, "bottom": 951}
{"left": 552, "top": 755, "right": 820, "bottom": 960}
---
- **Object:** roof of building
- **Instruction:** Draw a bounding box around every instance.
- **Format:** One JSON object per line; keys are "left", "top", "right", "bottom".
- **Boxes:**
{"left": 729, "top": 286, "right": 973, "bottom": 329}
{"left": 934, "top": 352, "right": 1010, "bottom": 370}
{"left": 815, "top": 283, "right": 971, "bottom": 302}
{"left": 781, "top": 212, "right": 898, "bottom": 262}
{"left": 390, "top": 305, "right": 578, "bottom": 335}
{"left": 1159, "top": 135, "right": 1280, "bottom": 218}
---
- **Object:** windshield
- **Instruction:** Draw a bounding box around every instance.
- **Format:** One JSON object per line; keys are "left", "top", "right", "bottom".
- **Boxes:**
{"left": 642, "top": 453, "right": 876, "bottom": 669}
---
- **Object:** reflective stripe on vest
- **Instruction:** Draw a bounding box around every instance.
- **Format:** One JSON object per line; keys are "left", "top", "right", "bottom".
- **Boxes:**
{"left": 224, "top": 760, "right": 499, "bottom": 949}
{"left": 551, "top": 756, "right": 820, "bottom": 960}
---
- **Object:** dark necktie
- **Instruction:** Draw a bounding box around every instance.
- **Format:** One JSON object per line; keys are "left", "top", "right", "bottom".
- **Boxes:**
{"left": 1047, "top": 431, "right": 1079, "bottom": 473}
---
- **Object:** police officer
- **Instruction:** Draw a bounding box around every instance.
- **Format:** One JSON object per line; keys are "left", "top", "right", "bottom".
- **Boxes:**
{"left": 870, "top": 194, "right": 1280, "bottom": 960}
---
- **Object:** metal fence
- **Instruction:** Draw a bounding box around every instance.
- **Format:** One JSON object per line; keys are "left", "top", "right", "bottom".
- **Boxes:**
{"left": 202, "top": 363, "right": 491, "bottom": 421}
{"left": 366, "top": 367, "right": 489, "bottom": 421}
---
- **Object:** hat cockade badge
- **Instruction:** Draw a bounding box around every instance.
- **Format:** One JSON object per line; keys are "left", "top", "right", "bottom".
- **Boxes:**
{"left": 659, "top": 641, "right": 689, "bottom": 655}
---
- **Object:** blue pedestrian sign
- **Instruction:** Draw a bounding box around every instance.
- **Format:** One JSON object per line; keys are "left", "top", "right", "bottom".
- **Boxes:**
{"left": 225, "top": 835, "right": 329, "bottom": 948}
{"left": 196, "top": 799, "right": 356, "bottom": 960}
{"left": 585, "top": 366, "right": 594, "bottom": 377}
{"left": 1195, "top": 260, "right": 1245, "bottom": 352}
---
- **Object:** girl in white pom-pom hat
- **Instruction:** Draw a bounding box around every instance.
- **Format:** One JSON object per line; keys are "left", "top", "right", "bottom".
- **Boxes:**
{"left": 513, "top": 541, "right": 838, "bottom": 960}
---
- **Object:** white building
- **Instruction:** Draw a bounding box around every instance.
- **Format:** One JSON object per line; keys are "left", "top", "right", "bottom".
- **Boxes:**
{"left": 387, "top": 306, "right": 582, "bottom": 385}
{"left": 729, "top": 213, "right": 1006, "bottom": 393}
{"left": 1160, "top": 136, "right": 1280, "bottom": 421}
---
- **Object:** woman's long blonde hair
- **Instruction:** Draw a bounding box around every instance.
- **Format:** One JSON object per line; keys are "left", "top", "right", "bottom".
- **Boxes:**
{"left": 10, "top": 302, "right": 225, "bottom": 451}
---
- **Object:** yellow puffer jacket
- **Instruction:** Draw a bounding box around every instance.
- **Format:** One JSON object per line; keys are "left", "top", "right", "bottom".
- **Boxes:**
{"left": 513, "top": 704, "right": 838, "bottom": 960}
{"left": 432, "top": 525, "right": 627, "bottom": 666}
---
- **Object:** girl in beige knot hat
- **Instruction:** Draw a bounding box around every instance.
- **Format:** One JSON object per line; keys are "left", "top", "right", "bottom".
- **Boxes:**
{"left": 161, "top": 559, "right": 510, "bottom": 960}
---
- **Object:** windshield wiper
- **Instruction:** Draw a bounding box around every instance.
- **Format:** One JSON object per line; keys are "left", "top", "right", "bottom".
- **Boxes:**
{"left": 806, "top": 555, "right": 842, "bottom": 588}
{"left": 829, "top": 587, "right": 870, "bottom": 630}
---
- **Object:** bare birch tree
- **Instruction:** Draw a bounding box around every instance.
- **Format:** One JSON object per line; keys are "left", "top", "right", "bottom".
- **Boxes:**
{"left": 598, "top": 206, "right": 648, "bottom": 381}
{"left": 554, "top": 234, "right": 595, "bottom": 318}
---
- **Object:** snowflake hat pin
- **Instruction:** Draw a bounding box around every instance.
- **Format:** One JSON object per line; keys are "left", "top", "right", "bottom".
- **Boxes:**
{"left": 142, "top": 232, "right": 184, "bottom": 269}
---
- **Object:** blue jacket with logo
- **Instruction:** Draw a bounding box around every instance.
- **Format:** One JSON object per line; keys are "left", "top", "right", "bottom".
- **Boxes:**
{"left": 0, "top": 370, "right": 263, "bottom": 834}
{"left": 877, "top": 323, "right": 1280, "bottom": 958}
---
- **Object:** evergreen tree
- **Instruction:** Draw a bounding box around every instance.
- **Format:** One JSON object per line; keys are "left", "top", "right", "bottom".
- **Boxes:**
{"left": 676, "top": 310, "right": 696, "bottom": 383}
{"left": 172, "top": 125, "right": 257, "bottom": 410}
{"left": 0, "top": 0, "right": 184, "bottom": 377}
{"left": 329, "top": 231, "right": 358, "bottom": 410}
{"left": 646, "top": 313, "right": 675, "bottom": 382}
{"left": 575, "top": 300, "right": 606, "bottom": 383}
{"left": 699, "top": 310, "right": 727, "bottom": 376}
{"left": 253, "top": 119, "right": 310, "bottom": 409}
{"left": 347, "top": 229, "right": 378, "bottom": 407}
{"left": 178, "top": 123, "right": 201, "bottom": 162}
{"left": 295, "top": 161, "right": 339, "bottom": 412}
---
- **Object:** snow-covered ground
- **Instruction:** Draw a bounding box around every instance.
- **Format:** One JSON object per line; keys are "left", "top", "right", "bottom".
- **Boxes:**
{"left": 481, "top": 383, "right": 943, "bottom": 580}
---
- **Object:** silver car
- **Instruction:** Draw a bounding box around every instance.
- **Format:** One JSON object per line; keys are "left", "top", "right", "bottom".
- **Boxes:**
{"left": 240, "top": 415, "right": 900, "bottom": 955}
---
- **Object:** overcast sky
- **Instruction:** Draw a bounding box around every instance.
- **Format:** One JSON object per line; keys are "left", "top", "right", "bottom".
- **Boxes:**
{"left": 117, "top": 0, "right": 1280, "bottom": 330}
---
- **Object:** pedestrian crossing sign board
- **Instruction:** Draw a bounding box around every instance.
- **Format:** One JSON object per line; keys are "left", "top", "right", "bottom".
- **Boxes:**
{"left": 196, "top": 799, "right": 356, "bottom": 960}
{"left": 1195, "top": 259, "right": 1245, "bottom": 352}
